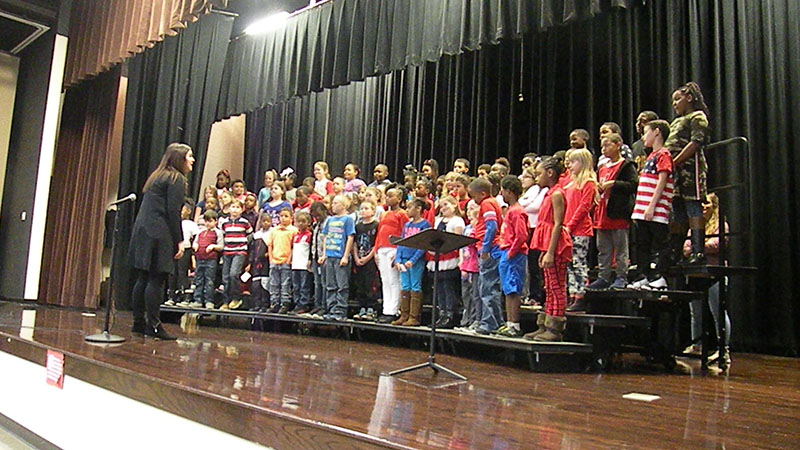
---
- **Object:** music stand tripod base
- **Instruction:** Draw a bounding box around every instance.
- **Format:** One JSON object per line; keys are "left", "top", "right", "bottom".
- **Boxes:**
{"left": 85, "top": 331, "right": 126, "bottom": 344}
{"left": 386, "top": 229, "right": 476, "bottom": 382}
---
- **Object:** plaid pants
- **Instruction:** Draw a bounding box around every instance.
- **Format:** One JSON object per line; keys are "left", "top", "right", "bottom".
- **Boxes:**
{"left": 544, "top": 261, "right": 569, "bottom": 317}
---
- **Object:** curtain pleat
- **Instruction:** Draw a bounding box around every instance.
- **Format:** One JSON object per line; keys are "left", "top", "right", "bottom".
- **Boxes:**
{"left": 240, "top": 0, "right": 800, "bottom": 353}
{"left": 111, "top": 12, "right": 234, "bottom": 309}
{"left": 216, "top": 0, "right": 637, "bottom": 120}
{"left": 63, "top": 0, "right": 227, "bottom": 88}
{"left": 39, "top": 68, "right": 123, "bottom": 308}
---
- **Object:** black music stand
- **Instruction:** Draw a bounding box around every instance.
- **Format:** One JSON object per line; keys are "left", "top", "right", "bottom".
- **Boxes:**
{"left": 386, "top": 228, "right": 476, "bottom": 381}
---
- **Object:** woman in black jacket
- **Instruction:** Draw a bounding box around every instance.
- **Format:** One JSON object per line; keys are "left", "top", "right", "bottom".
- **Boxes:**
{"left": 129, "top": 143, "right": 194, "bottom": 339}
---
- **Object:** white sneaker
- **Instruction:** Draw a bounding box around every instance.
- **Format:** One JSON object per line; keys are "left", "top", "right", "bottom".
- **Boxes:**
{"left": 205, "top": 302, "right": 215, "bottom": 309}
{"left": 642, "top": 277, "right": 668, "bottom": 290}
{"left": 177, "top": 301, "right": 191, "bottom": 307}
{"left": 164, "top": 299, "right": 175, "bottom": 306}
{"left": 683, "top": 343, "right": 702, "bottom": 356}
{"left": 627, "top": 278, "right": 649, "bottom": 290}
{"left": 188, "top": 301, "right": 203, "bottom": 308}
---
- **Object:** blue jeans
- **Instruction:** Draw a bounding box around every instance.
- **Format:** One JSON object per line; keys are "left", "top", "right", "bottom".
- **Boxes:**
{"left": 221, "top": 254, "right": 246, "bottom": 304}
{"left": 435, "top": 269, "right": 460, "bottom": 314}
{"left": 672, "top": 197, "right": 703, "bottom": 224}
{"left": 325, "top": 258, "right": 350, "bottom": 317}
{"left": 292, "top": 270, "right": 312, "bottom": 308}
{"left": 313, "top": 258, "right": 327, "bottom": 310}
{"left": 460, "top": 272, "right": 479, "bottom": 326}
{"left": 399, "top": 260, "right": 425, "bottom": 292}
{"left": 689, "top": 282, "right": 731, "bottom": 345}
{"left": 269, "top": 263, "right": 293, "bottom": 306}
{"left": 193, "top": 258, "right": 217, "bottom": 304}
{"left": 478, "top": 254, "right": 503, "bottom": 332}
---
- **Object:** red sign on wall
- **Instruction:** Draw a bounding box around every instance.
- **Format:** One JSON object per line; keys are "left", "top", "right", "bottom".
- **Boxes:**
{"left": 46, "top": 350, "right": 64, "bottom": 389}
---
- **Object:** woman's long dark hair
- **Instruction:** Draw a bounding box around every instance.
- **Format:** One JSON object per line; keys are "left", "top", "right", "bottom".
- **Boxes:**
{"left": 143, "top": 143, "right": 191, "bottom": 192}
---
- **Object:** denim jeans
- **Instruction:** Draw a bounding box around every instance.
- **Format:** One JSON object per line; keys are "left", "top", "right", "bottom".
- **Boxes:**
{"left": 313, "top": 258, "right": 327, "bottom": 310}
{"left": 269, "top": 263, "right": 293, "bottom": 306}
{"left": 689, "top": 281, "right": 731, "bottom": 345}
{"left": 460, "top": 272, "right": 479, "bottom": 326}
{"left": 193, "top": 258, "right": 217, "bottom": 304}
{"left": 221, "top": 254, "right": 246, "bottom": 304}
{"left": 399, "top": 260, "right": 425, "bottom": 292}
{"left": 292, "top": 270, "right": 312, "bottom": 308}
{"left": 325, "top": 258, "right": 350, "bottom": 317}
{"left": 434, "top": 269, "right": 460, "bottom": 314}
{"left": 478, "top": 254, "right": 503, "bottom": 332}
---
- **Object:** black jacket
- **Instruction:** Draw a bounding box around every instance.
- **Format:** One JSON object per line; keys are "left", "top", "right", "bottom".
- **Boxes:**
{"left": 605, "top": 160, "right": 639, "bottom": 220}
{"left": 132, "top": 174, "right": 186, "bottom": 247}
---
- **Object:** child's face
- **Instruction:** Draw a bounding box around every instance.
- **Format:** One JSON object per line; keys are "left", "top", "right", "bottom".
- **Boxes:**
{"left": 295, "top": 189, "right": 308, "bottom": 205}
{"left": 229, "top": 203, "right": 242, "bottom": 218}
{"left": 454, "top": 161, "right": 467, "bottom": 174}
{"left": 296, "top": 215, "right": 309, "bottom": 230}
{"left": 220, "top": 192, "right": 233, "bottom": 206}
{"left": 406, "top": 204, "right": 420, "bottom": 218}
{"left": 323, "top": 196, "right": 332, "bottom": 211}
{"left": 414, "top": 182, "right": 428, "bottom": 198}
{"left": 521, "top": 170, "right": 535, "bottom": 189}
{"left": 643, "top": 125, "right": 657, "bottom": 148}
{"left": 599, "top": 125, "right": 613, "bottom": 142}
{"left": 422, "top": 165, "right": 433, "bottom": 178}
{"left": 313, "top": 164, "right": 326, "bottom": 180}
{"left": 445, "top": 178, "right": 455, "bottom": 193}
{"left": 455, "top": 182, "right": 467, "bottom": 197}
{"left": 206, "top": 198, "right": 218, "bottom": 210}
{"left": 266, "top": 172, "right": 276, "bottom": 187}
{"left": 270, "top": 185, "right": 284, "bottom": 200}
{"left": 279, "top": 210, "right": 292, "bottom": 226}
{"left": 568, "top": 158, "right": 583, "bottom": 175}
{"left": 477, "top": 168, "right": 488, "bottom": 178}
{"left": 204, "top": 187, "right": 216, "bottom": 200}
{"left": 467, "top": 203, "right": 479, "bottom": 221}
{"left": 439, "top": 201, "right": 454, "bottom": 217}
{"left": 357, "top": 187, "right": 367, "bottom": 202}
{"left": 386, "top": 191, "right": 400, "bottom": 207}
{"left": 359, "top": 204, "right": 375, "bottom": 221}
{"left": 260, "top": 216, "right": 271, "bottom": 230}
{"left": 343, "top": 165, "right": 357, "bottom": 180}
{"left": 373, "top": 166, "right": 387, "bottom": 181}
{"left": 569, "top": 132, "right": 587, "bottom": 149}
{"left": 217, "top": 174, "right": 229, "bottom": 188}
{"left": 365, "top": 190, "right": 378, "bottom": 205}
{"left": 636, "top": 113, "right": 650, "bottom": 136}
{"left": 672, "top": 89, "right": 692, "bottom": 116}
{"left": 205, "top": 218, "right": 217, "bottom": 230}
{"left": 536, "top": 166, "right": 553, "bottom": 188}
{"left": 331, "top": 198, "right": 347, "bottom": 215}
{"left": 181, "top": 206, "right": 191, "bottom": 219}
{"left": 468, "top": 188, "right": 487, "bottom": 203}
{"left": 601, "top": 138, "right": 621, "bottom": 159}
{"left": 244, "top": 195, "right": 257, "bottom": 211}
{"left": 333, "top": 178, "right": 345, "bottom": 193}
{"left": 501, "top": 188, "right": 515, "bottom": 204}
{"left": 283, "top": 176, "right": 294, "bottom": 189}
{"left": 232, "top": 182, "right": 245, "bottom": 196}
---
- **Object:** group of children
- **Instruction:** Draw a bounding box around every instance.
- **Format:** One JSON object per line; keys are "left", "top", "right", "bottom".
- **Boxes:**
{"left": 166, "top": 81, "right": 716, "bottom": 344}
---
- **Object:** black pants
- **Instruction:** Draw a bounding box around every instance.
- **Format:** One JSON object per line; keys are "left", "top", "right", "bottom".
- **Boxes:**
{"left": 132, "top": 269, "right": 168, "bottom": 327}
{"left": 634, "top": 220, "right": 669, "bottom": 280}
{"left": 527, "top": 228, "right": 544, "bottom": 302}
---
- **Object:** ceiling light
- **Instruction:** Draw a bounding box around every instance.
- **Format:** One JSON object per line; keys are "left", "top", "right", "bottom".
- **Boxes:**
{"left": 244, "top": 11, "right": 291, "bottom": 35}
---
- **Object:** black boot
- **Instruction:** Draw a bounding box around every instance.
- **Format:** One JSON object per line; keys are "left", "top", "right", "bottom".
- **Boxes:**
{"left": 145, "top": 323, "right": 176, "bottom": 340}
{"left": 131, "top": 318, "right": 146, "bottom": 335}
{"left": 687, "top": 228, "right": 706, "bottom": 265}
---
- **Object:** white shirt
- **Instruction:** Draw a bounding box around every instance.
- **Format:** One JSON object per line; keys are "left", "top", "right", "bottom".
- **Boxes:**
{"left": 519, "top": 185, "right": 549, "bottom": 228}
{"left": 181, "top": 219, "right": 200, "bottom": 249}
{"left": 426, "top": 216, "right": 465, "bottom": 272}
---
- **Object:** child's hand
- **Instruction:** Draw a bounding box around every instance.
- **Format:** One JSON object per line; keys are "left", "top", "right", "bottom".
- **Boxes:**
{"left": 396, "top": 263, "right": 406, "bottom": 272}
{"left": 404, "top": 261, "right": 413, "bottom": 269}
{"left": 480, "top": 252, "right": 489, "bottom": 260}
{"left": 340, "top": 256, "right": 349, "bottom": 266}
{"left": 540, "top": 251, "right": 554, "bottom": 269}
{"left": 644, "top": 205, "right": 655, "bottom": 221}
{"left": 319, "top": 256, "right": 326, "bottom": 265}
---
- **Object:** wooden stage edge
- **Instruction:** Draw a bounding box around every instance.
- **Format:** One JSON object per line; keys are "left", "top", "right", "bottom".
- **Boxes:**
{"left": 1, "top": 300, "right": 799, "bottom": 449}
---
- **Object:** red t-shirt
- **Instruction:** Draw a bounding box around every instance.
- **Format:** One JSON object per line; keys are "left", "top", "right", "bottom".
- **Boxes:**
{"left": 593, "top": 159, "right": 630, "bottom": 230}
{"left": 499, "top": 204, "right": 529, "bottom": 258}
{"left": 474, "top": 197, "right": 503, "bottom": 252}
{"left": 564, "top": 180, "right": 596, "bottom": 237}
{"left": 373, "top": 209, "right": 409, "bottom": 250}
{"left": 421, "top": 197, "right": 436, "bottom": 227}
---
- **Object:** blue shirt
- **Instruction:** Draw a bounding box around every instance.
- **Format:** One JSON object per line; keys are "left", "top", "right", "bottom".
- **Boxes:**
{"left": 261, "top": 200, "right": 292, "bottom": 227}
{"left": 394, "top": 219, "right": 431, "bottom": 265}
{"left": 322, "top": 214, "right": 356, "bottom": 259}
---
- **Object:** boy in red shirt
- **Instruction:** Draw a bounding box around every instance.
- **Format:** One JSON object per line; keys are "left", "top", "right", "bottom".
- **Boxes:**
{"left": 495, "top": 176, "right": 529, "bottom": 337}
{"left": 468, "top": 177, "right": 504, "bottom": 335}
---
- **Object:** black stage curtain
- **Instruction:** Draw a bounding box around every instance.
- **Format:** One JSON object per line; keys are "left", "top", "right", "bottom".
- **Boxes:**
{"left": 113, "top": 12, "right": 234, "bottom": 309}
{"left": 244, "top": 0, "right": 800, "bottom": 354}
{"left": 218, "top": 0, "right": 640, "bottom": 119}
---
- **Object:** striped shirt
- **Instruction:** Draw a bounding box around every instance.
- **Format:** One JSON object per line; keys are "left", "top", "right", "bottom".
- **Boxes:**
{"left": 221, "top": 216, "right": 253, "bottom": 255}
{"left": 631, "top": 148, "right": 674, "bottom": 224}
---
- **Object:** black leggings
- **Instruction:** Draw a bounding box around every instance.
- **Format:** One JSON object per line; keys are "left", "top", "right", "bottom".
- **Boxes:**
{"left": 132, "top": 269, "right": 168, "bottom": 327}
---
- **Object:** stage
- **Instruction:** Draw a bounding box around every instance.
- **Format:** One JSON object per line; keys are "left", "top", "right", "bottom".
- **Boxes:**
{"left": 0, "top": 300, "right": 798, "bottom": 449}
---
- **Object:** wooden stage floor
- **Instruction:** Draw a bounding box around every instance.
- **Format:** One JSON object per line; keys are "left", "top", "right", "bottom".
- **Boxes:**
{"left": 0, "top": 300, "right": 797, "bottom": 449}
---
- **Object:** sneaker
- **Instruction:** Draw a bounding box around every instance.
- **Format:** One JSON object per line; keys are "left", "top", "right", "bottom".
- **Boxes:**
{"left": 205, "top": 302, "right": 215, "bottom": 309}
{"left": 290, "top": 306, "right": 309, "bottom": 315}
{"left": 642, "top": 277, "right": 668, "bottom": 290}
{"left": 177, "top": 301, "right": 191, "bottom": 307}
{"left": 566, "top": 297, "right": 587, "bottom": 313}
{"left": 363, "top": 308, "right": 376, "bottom": 321}
{"left": 228, "top": 299, "right": 243, "bottom": 310}
{"left": 268, "top": 304, "right": 281, "bottom": 313}
{"left": 683, "top": 343, "right": 702, "bottom": 356}
{"left": 468, "top": 322, "right": 481, "bottom": 332}
{"left": 609, "top": 276, "right": 628, "bottom": 290}
{"left": 474, "top": 327, "right": 491, "bottom": 336}
{"left": 627, "top": 277, "right": 649, "bottom": 290}
{"left": 219, "top": 303, "right": 229, "bottom": 310}
{"left": 354, "top": 307, "right": 367, "bottom": 320}
{"left": 164, "top": 299, "right": 176, "bottom": 306}
{"left": 491, "top": 324, "right": 509, "bottom": 335}
{"left": 496, "top": 326, "right": 524, "bottom": 338}
{"left": 215, "top": 285, "right": 225, "bottom": 294}
{"left": 188, "top": 301, "right": 203, "bottom": 308}
{"left": 277, "top": 305, "right": 291, "bottom": 315}
{"left": 587, "top": 278, "right": 610, "bottom": 290}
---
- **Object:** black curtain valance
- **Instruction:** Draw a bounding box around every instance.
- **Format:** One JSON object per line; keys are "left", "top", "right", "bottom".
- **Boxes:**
{"left": 217, "top": 0, "right": 641, "bottom": 120}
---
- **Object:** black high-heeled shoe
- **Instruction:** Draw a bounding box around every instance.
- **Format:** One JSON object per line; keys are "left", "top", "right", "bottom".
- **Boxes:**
{"left": 145, "top": 324, "right": 176, "bottom": 341}
{"left": 131, "top": 319, "right": 146, "bottom": 335}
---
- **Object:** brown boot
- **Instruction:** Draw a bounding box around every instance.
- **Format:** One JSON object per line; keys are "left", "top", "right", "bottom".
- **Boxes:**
{"left": 391, "top": 291, "right": 411, "bottom": 325}
{"left": 523, "top": 313, "right": 546, "bottom": 340}
{"left": 533, "top": 315, "right": 567, "bottom": 342}
{"left": 403, "top": 292, "right": 423, "bottom": 326}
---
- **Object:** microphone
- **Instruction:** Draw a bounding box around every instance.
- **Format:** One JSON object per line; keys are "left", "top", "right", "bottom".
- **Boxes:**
{"left": 107, "top": 193, "right": 137, "bottom": 208}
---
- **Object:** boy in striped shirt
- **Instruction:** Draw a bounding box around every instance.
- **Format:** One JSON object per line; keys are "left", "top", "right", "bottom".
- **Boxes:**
{"left": 629, "top": 119, "right": 674, "bottom": 290}
{"left": 220, "top": 199, "right": 253, "bottom": 309}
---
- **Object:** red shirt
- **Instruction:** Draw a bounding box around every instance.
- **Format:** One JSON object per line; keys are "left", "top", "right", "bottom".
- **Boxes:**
{"left": 557, "top": 171, "right": 572, "bottom": 188}
{"left": 499, "top": 204, "right": 529, "bottom": 258}
{"left": 530, "top": 187, "right": 572, "bottom": 262}
{"left": 374, "top": 209, "right": 409, "bottom": 250}
{"left": 593, "top": 159, "right": 630, "bottom": 230}
{"left": 420, "top": 197, "right": 435, "bottom": 227}
{"left": 632, "top": 148, "right": 674, "bottom": 225}
{"left": 564, "top": 180, "right": 596, "bottom": 237}
{"left": 474, "top": 196, "right": 502, "bottom": 252}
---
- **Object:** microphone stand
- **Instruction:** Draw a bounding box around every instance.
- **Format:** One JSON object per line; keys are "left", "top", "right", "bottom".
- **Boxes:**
{"left": 85, "top": 195, "right": 135, "bottom": 344}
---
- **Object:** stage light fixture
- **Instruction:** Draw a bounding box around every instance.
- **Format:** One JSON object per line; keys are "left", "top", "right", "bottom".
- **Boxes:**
{"left": 244, "top": 11, "right": 291, "bottom": 35}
